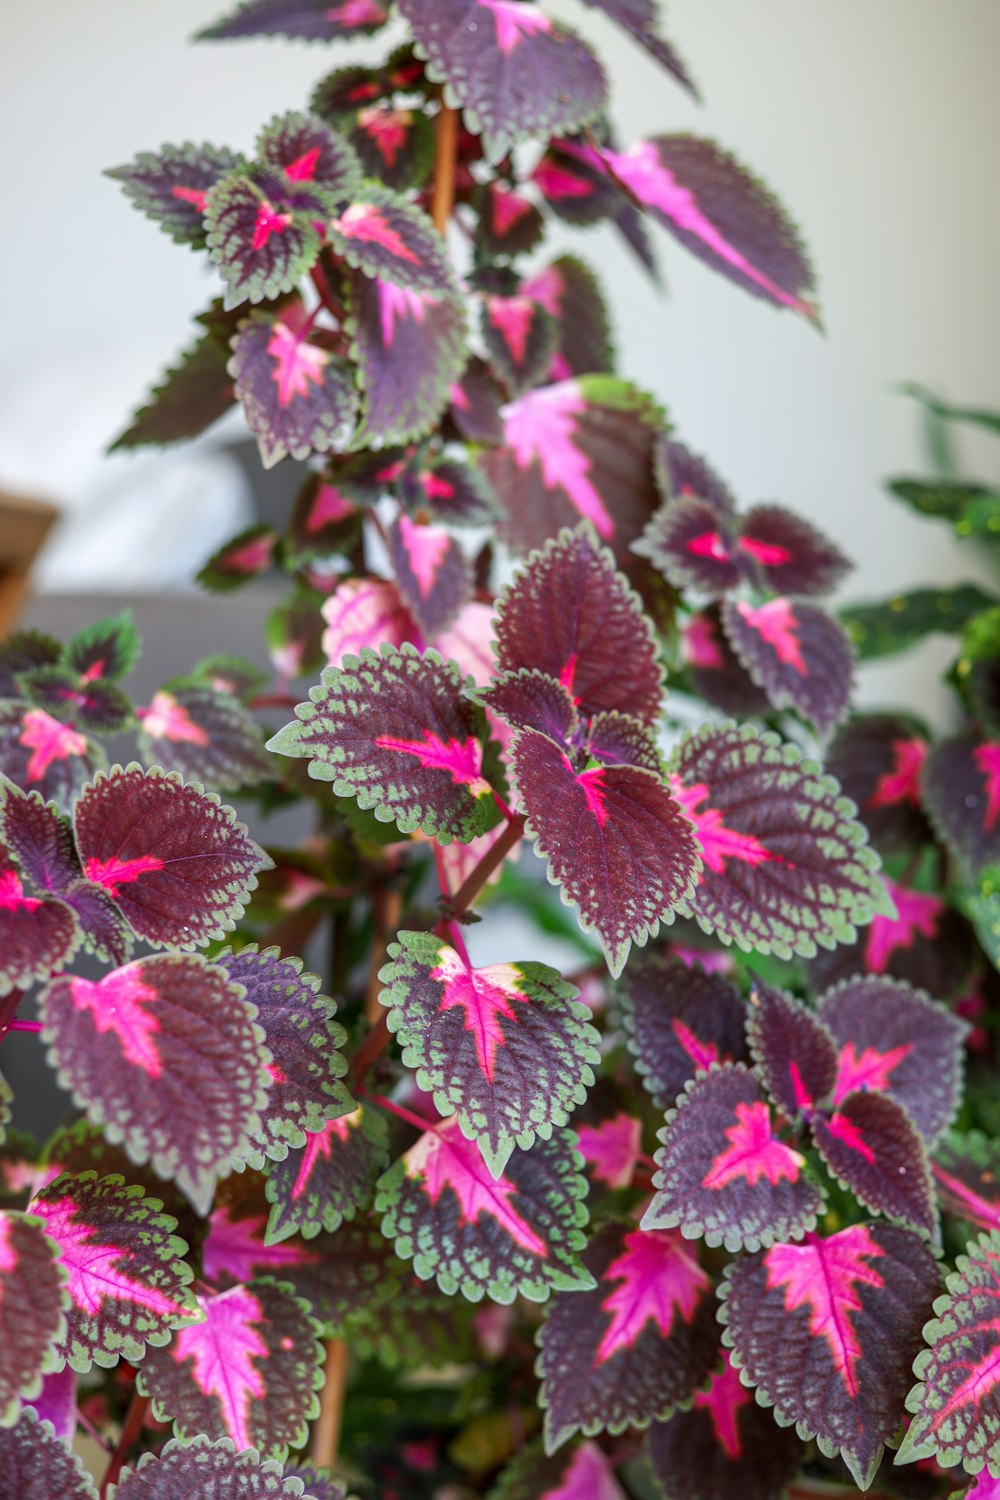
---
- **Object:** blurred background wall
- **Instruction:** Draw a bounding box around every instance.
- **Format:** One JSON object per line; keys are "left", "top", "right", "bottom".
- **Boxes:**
{"left": 3, "top": 0, "right": 1000, "bottom": 721}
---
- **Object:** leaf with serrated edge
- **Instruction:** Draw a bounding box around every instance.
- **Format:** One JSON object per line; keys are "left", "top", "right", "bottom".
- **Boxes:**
{"left": 745, "top": 982, "right": 837, "bottom": 1123}
{"left": 722, "top": 597, "right": 854, "bottom": 738}
{"left": 388, "top": 515, "right": 472, "bottom": 640}
{"left": 205, "top": 171, "right": 321, "bottom": 309}
{"left": 669, "top": 721, "right": 889, "bottom": 959}
{"left": 0, "top": 845, "right": 80, "bottom": 997}
{"left": 522, "top": 255, "right": 616, "bottom": 381}
{"left": 576, "top": 0, "right": 697, "bottom": 95}
{"left": 0, "top": 702, "right": 105, "bottom": 808}
{"left": 40, "top": 955, "right": 271, "bottom": 1215}
{"left": 265, "top": 1106, "right": 388, "bottom": 1242}
{"left": 112, "top": 330, "right": 236, "bottom": 450}
{"left": 106, "top": 142, "right": 242, "bottom": 249}
{"left": 812, "top": 1090, "right": 938, "bottom": 1241}
{"left": 720, "top": 1222, "right": 939, "bottom": 1490}
{"left": 136, "top": 684, "right": 271, "bottom": 792}
{"left": 329, "top": 183, "right": 454, "bottom": 294}
{"left": 0, "top": 1212, "right": 67, "bottom": 1426}
{"left": 924, "top": 733, "right": 1000, "bottom": 875}
{"left": 537, "top": 1220, "right": 719, "bottom": 1451}
{"left": 30, "top": 1171, "right": 199, "bottom": 1372}
{"left": 267, "top": 644, "right": 500, "bottom": 844}
{"left": 198, "top": 0, "right": 390, "bottom": 41}
{"left": 0, "top": 1406, "right": 97, "bottom": 1497}
{"left": 376, "top": 1119, "right": 593, "bottom": 1303}
{"left": 643, "top": 1064, "right": 822, "bottom": 1253}
{"left": 825, "top": 715, "right": 931, "bottom": 855}
{"left": 379, "top": 930, "right": 600, "bottom": 1176}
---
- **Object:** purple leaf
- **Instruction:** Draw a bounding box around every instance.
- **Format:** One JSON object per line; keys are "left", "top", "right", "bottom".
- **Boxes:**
{"left": 745, "top": 982, "right": 837, "bottom": 1123}
{"left": 488, "top": 1438, "right": 628, "bottom": 1500}
{"left": 387, "top": 515, "right": 472, "bottom": 639}
{"left": 721, "top": 1223, "right": 940, "bottom": 1489}
{"left": 346, "top": 269, "right": 468, "bottom": 447}
{"left": 642, "top": 1065, "right": 822, "bottom": 1252}
{"left": 738, "top": 505, "right": 850, "bottom": 597}
{"left": 521, "top": 255, "right": 616, "bottom": 379}
{"left": 138, "top": 1280, "right": 323, "bottom": 1459}
{"left": 483, "top": 292, "right": 557, "bottom": 395}
{"left": 400, "top": 456, "right": 498, "bottom": 527}
{"left": 348, "top": 104, "right": 436, "bottom": 191}
{"left": 825, "top": 715, "right": 931, "bottom": 854}
{"left": 533, "top": 137, "right": 624, "bottom": 227}
{"left": 537, "top": 1220, "right": 719, "bottom": 1450}
{"left": 0, "top": 1212, "right": 67, "bottom": 1424}
{"left": 0, "top": 846, "right": 80, "bottom": 996}
{"left": 817, "top": 976, "right": 966, "bottom": 1146}
{"left": 681, "top": 609, "right": 772, "bottom": 718}
{"left": 267, "top": 644, "right": 501, "bottom": 844}
{"left": 40, "top": 956, "right": 270, "bottom": 1214}
{"left": 636, "top": 496, "right": 744, "bottom": 595}
{"left": 280, "top": 1216, "right": 401, "bottom": 1327}
{"left": 329, "top": 185, "right": 453, "bottom": 293}
{"left": 379, "top": 930, "right": 601, "bottom": 1176}
{"left": 484, "top": 377, "right": 664, "bottom": 562}
{"left": 0, "top": 1407, "right": 96, "bottom": 1498}
{"left": 923, "top": 733, "right": 1000, "bottom": 874}
{"left": 898, "top": 1229, "right": 1000, "bottom": 1479}
{"left": 198, "top": 0, "right": 390, "bottom": 42}
{"left": 136, "top": 684, "right": 271, "bottom": 792}
{"left": 230, "top": 304, "right": 359, "bottom": 468}
{"left": 721, "top": 597, "right": 854, "bottom": 737}
{"left": 32, "top": 1366, "right": 77, "bottom": 1442}
{"left": 375, "top": 1119, "right": 593, "bottom": 1302}
{"left": 477, "top": 184, "right": 545, "bottom": 260}
{"left": 30, "top": 1171, "right": 199, "bottom": 1371}
{"left": 603, "top": 135, "right": 818, "bottom": 319}
{"left": 265, "top": 1105, "right": 389, "bottom": 1242}
{"left": 256, "top": 110, "right": 362, "bottom": 205}
{"left": 812, "top": 1091, "right": 938, "bottom": 1240}
{"left": 0, "top": 702, "right": 105, "bottom": 808}
{"left": 659, "top": 438, "right": 738, "bottom": 517}
{"left": 494, "top": 524, "right": 664, "bottom": 726}
{"left": 398, "top": 0, "right": 608, "bottom": 162}
{"left": 617, "top": 951, "right": 749, "bottom": 1111}
{"left": 65, "top": 610, "right": 141, "bottom": 683}
{"left": 204, "top": 168, "right": 323, "bottom": 309}
{"left": 668, "top": 722, "right": 889, "bottom": 958}
{"left": 510, "top": 726, "right": 700, "bottom": 977}
{"left": 72, "top": 764, "right": 272, "bottom": 948}
{"left": 479, "top": 666, "right": 580, "bottom": 757}
{"left": 287, "top": 474, "right": 360, "bottom": 567}
{"left": 215, "top": 945, "right": 352, "bottom": 1165}
{"left": 648, "top": 1351, "right": 805, "bottom": 1500}
{"left": 449, "top": 355, "right": 506, "bottom": 445}
{"left": 110, "top": 332, "right": 237, "bottom": 449}
{"left": 575, "top": 0, "right": 697, "bottom": 95}
{"left": 934, "top": 1134, "right": 1000, "bottom": 1233}
{"left": 107, "top": 142, "right": 242, "bottom": 248}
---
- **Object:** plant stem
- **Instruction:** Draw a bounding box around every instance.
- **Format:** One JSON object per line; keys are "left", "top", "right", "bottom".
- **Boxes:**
{"left": 450, "top": 815, "right": 526, "bottom": 915}
{"left": 7, "top": 1019, "right": 42, "bottom": 1033}
{"left": 431, "top": 99, "right": 459, "bottom": 235}
{"left": 99, "top": 1392, "right": 150, "bottom": 1497}
{"left": 366, "top": 1089, "right": 437, "bottom": 1133}
{"left": 311, "top": 1337, "right": 348, "bottom": 1471}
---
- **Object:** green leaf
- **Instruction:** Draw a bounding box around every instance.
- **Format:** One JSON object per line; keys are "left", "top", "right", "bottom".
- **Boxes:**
{"left": 958, "top": 867, "right": 1000, "bottom": 971}
{"left": 900, "top": 383, "right": 1000, "bottom": 439}
{"left": 840, "top": 585, "right": 998, "bottom": 661}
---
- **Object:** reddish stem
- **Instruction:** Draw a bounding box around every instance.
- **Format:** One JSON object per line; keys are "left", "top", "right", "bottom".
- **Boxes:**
{"left": 310, "top": 260, "right": 344, "bottom": 320}
{"left": 365, "top": 1088, "right": 438, "bottom": 1134}
{"left": 7, "top": 1019, "right": 42, "bottom": 1033}
{"left": 99, "top": 1392, "right": 150, "bottom": 1497}
{"left": 433, "top": 844, "right": 471, "bottom": 964}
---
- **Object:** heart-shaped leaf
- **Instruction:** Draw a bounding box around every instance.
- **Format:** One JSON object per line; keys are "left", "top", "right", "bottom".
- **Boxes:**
{"left": 0, "top": 847, "right": 80, "bottom": 997}
{"left": 379, "top": 930, "right": 600, "bottom": 1176}
{"left": 197, "top": 524, "right": 278, "bottom": 593}
{"left": 812, "top": 1091, "right": 938, "bottom": 1240}
{"left": 265, "top": 1106, "right": 389, "bottom": 1242}
{"left": 643, "top": 1065, "right": 822, "bottom": 1252}
{"left": 40, "top": 956, "right": 270, "bottom": 1214}
{"left": 721, "top": 598, "right": 853, "bottom": 738}
{"left": 0, "top": 1212, "right": 67, "bottom": 1424}
{"left": 205, "top": 168, "right": 324, "bottom": 308}
{"left": 30, "top": 1172, "right": 199, "bottom": 1372}
{"left": 745, "top": 982, "right": 837, "bottom": 1123}
{"left": 738, "top": 505, "right": 850, "bottom": 597}
{"left": 72, "top": 764, "right": 272, "bottom": 948}
{"left": 0, "top": 1407, "right": 96, "bottom": 1498}
{"left": 636, "top": 496, "right": 744, "bottom": 595}
{"left": 348, "top": 104, "right": 436, "bottom": 191}
{"left": 215, "top": 945, "right": 352, "bottom": 1165}
{"left": 137, "top": 684, "right": 271, "bottom": 791}
{"left": 138, "top": 1280, "right": 323, "bottom": 1459}
{"left": 267, "top": 644, "right": 501, "bottom": 844}
{"left": 107, "top": 142, "right": 242, "bottom": 248}
{"left": 256, "top": 110, "right": 362, "bottom": 205}
{"left": 720, "top": 1223, "right": 940, "bottom": 1489}
{"left": 398, "top": 0, "right": 607, "bottom": 161}
{"left": 668, "top": 722, "right": 889, "bottom": 958}
{"left": 198, "top": 0, "right": 390, "bottom": 41}
{"left": 0, "top": 630, "right": 62, "bottom": 697}
{"left": 618, "top": 952, "right": 748, "bottom": 1111}
{"left": 537, "top": 1220, "right": 718, "bottom": 1451}
{"left": 376, "top": 1120, "right": 593, "bottom": 1303}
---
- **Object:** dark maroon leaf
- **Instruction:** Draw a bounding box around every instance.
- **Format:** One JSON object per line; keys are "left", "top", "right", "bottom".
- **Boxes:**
{"left": 136, "top": 683, "right": 271, "bottom": 791}
{"left": 449, "top": 355, "right": 506, "bottom": 445}
{"left": 281, "top": 1216, "right": 400, "bottom": 1327}
{"left": 722, "top": 597, "right": 854, "bottom": 737}
{"left": 375, "top": 1120, "right": 593, "bottom": 1302}
{"left": 647, "top": 1351, "right": 805, "bottom": 1500}
{"left": 230, "top": 305, "right": 359, "bottom": 468}
{"left": 0, "top": 702, "right": 105, "bottom": 808}
{"left": 933, "top": 1133, "right": 1000, "bottom": 1233}
{"left": 138, "top": 1279, "right": 322, "bottom": 1459}
{"left": 0, "top": 846, "right": 80, "bottom": 996}
{"left": 643, "top": 1065, "right": 822, "bottom": 1252}
{"left": 40, "top": 955, "right": 270, "bottom": 1214}
{"left": 898, "top": 1229, "right": 1000, "bottom": 1478}
{"left": 399, "top": 456, "right": 498, "bottom": 526}
{"left": 813, "top": 1091, "right": 937, "bottom": 1239}
{"left": 387, "top": 515, "right": 472, "bottom": 639}
{"left": 0, "top": 1212, "right": 67, "bottom": 1424}
{"left": 825, "top": 715, "right": 931, "bottom": 854}
{"left": 267, "top": 644, "right": 501, "bottom": 843}
{"left": 328, "top": 184, "right": 453, "bottom": 293}
{"left": 379, "top": 930, "right": 600, "bottom": 1176}
{"left": 107, "top": 142, "right": 242, "bottom": 248}
{"left": 111, "top": 330, "right": 237, "bottom": 449}
{"left": 265, "top": 1105, "right": 388, "bottom": 1242}
{"left": 205, "top": 170, "right": 321, "bottom": 308}
{"left": 0, "top": 629, "right": 62, "bottom": 698}
{"left": 533, "top": 136, "right": 624, "bottom": 227}
{"left": 477, "top": 183, "right": 545, "bottom": 260}
{"left": 484, "top": 377, "right": 664, "bottom": 563}
{"left": 668, "top": 721, "right": 889, "bottom": 958}
{"left": 398, "top": 0, "right": 608, "bottom": 162}
{"left": 537, "top": 1220, "right": 719, "bottom": 1449}
{"left": 721, "top": 1223, "right": 940, "bottom": 1489}
{"left": 347, "top": 103, "right": 435, "bottom": 191}
{"left": 0, "top": 1406, "right": 96, "bottom": 1498}
{"left": 483, "top": 670, "right": 579, "bottom": 744}
{"left": 583, "top": 711, "right": 663, "bottom": 771}
{"left": 346, "top": 268, "right": 468, "bottom": 447}
{"left": 483, "top": 292, "right": 557, "bottom": 395}
{"left": 923, "top": 733, "right": 1000, "bottom": 874}
{"left": 257, "top": 110, "right": 361, "bottom": 204}
{"left": 745, "top": 982, "right": 837, "bottom": 1123}
{"left": 510, "top": 726, "right": 700, "bottom": 977}
{"left": 72, "top": 764, "right": 272, "bottom": 948}
{"left": 494, "top": 524, "right": 663, "bottom": 725}
{"left": 636, "top": 496, "right": 744, "bottom": 595}
{"left": 576, "top": 0, "right": 697, "bottom": 94}
{"left": 521, "top": 255, "right": 615, "bottom": 379}
{"left": 617, "top": 951, "right": 748, "bottom": 1111}
{"left": 487, "top": 1438, "right": 628, "bottom": 1500}
{"left": 30, "top": 1171, "right": 199, "bottom": 1371}
{"left": 817, "top": 976, "right": 966, "bottom": 1146}
{"left": 197, "top": 524, "right": 277, "bottom": 593}
{"left": 198, "top": 0, "right": 390, "bottom": 42}
{"left": 739, "top": 505, "right": 850, "bottom": 597}
{"left": 682, "top": 609, "right": 772, "bottom": 718}
{"left": 286, "top": 474, "right": 360, "bottom": 566}
{"left": 659, "top": 438, "right": 738, "bottom": 517}
{"left": 215, "top": 945, "right": 352, "bottom": 1165}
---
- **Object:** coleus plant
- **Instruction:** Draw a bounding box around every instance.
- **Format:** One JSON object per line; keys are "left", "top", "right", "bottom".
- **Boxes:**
{"left": 0, "top": 5, "right": 990, "bottom": 1499}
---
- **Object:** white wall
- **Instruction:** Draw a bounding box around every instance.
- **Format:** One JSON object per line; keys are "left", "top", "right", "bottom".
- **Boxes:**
{"left": 4, "top": 1, "right": 1000, "bottom": 718}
